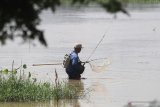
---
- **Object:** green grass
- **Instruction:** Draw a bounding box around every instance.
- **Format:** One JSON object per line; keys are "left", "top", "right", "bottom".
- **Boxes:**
{"left": 0, "top": 64, "right": 80, "bottom": 102}
{"left": 0, "top": 78, "right": 78, "bottom": 102}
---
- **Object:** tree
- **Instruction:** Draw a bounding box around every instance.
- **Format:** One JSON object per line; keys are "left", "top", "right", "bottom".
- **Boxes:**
{"left": 0, "top": 0, "right": 128, "bottom": 46}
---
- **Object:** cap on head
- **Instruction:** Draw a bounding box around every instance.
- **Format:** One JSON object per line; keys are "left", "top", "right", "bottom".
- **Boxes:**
{"left": 74, "top": 43, "right": 83, "bottom": 49}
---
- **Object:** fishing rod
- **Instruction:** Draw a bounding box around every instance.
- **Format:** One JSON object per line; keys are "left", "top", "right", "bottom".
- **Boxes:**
{"left": 32, "top": 31, "right": 109, "bottom": 67}
{"left": 33, "top": 25, "right": 112, "bottom": 67}
{"left": 85, "top": 31, "right": 108, "bottom": 63}
{"left": 85, "top": 19, "right": 114, "bottom": 63}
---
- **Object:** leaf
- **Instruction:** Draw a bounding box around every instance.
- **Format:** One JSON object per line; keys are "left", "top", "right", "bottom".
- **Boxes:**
{"left": 23, "top": 64, "right": 27, "bottom": 69}
{"left": 32, "top": 78, "right": 37, "bottom": 82}
{"left": 28, "top": 72, "right": 31, "bottom": 78}
{"left": 13, "top": 69, "right": 17, "bottom": 74}
{"left": 2, "top": 69, "right": 9, "bottom": 74}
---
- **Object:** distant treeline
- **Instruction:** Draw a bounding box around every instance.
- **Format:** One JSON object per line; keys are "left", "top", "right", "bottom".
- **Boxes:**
{"left": 60, "top": 0, "right": 160, "bottom": 4}
{"left": 120, "top": 0, "right": 160, "bottom": 4}
{"left": 95, "top": 0, "right": 160, "bottom": 4}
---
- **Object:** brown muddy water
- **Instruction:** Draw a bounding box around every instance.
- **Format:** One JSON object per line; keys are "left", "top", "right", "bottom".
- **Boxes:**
{"left": 1, "top": 5, "right": 160, "bottom": 107}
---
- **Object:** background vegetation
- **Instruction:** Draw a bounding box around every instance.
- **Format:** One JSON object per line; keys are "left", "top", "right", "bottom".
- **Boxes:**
{"left": 0, "top": 0, "right": 128, "bottom": 46}
{"left": 0, "top": 0, "right": 160, "bottom": 46}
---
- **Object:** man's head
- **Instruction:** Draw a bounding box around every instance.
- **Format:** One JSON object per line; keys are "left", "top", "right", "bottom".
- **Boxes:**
{"left": 74, "top": 44, "right": 83, "bottom": 53}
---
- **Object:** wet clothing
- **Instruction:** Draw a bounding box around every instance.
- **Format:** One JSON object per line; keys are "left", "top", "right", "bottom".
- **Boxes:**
{"left": 66, "top": 51, "right": 85, "bottom": 79}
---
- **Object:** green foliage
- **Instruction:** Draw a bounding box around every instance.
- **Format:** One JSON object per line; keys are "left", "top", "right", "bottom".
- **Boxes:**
{"left": 0, "top": 0, "right": 129, "bottom": 46}
{"left": 99, "top": 0, "right": 129, "bottom": 15}
{"left": 13, "top": 69, "right": 17, "bottom": 74}
{"left": 0, "top": 0, "right": 61, "bottom": 46}
{"left": 23, "top": 64, "right": 27, "bottom": 69}
{"left": 0, "top": 0, "right": 159, "bottom": 46}
{"left": 2, "top": 69, "right": 9, "bottom": 74}
{"left": 0, "top": 0, "right": 160, "bottom": 46}
{"left": 0, "top": 64, "right": 81, "bottom": 102}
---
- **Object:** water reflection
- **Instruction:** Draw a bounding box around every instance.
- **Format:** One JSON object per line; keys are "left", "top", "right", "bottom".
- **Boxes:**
{"left": 88, "top": 81, "right": 112, "bottom": 107}
{"left": 48, "top": 79, "right": 85, "bottom": 107}
{"left": 0, "top": 102, "right": 51, "bottom": 107}
{"left": 55, "top": 79, "right": 85, "bottom": 107}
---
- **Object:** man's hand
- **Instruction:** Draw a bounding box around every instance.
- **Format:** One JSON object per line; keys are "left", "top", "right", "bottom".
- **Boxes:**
{"left": 85, "top": 61, "right": 89, "bottom": 63}
{"left": 81, "top": 61, "right": 89, "bottom": 64}
{"left": 80, "top": 61, "right": 89, "bottom": 66}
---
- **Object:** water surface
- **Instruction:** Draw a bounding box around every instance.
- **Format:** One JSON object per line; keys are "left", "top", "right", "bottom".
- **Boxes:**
{"left": 1, "top": 5, "right": 160, "bottom": 107}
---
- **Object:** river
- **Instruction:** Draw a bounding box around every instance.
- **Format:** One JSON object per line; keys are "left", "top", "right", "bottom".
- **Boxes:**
{"left": 0, "top": 4, "right": 160, "bottom": 107}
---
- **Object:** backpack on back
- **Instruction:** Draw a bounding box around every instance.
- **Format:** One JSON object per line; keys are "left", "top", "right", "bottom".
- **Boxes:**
{"left": 63, "top": 54, "right": 70, "bottom": 68}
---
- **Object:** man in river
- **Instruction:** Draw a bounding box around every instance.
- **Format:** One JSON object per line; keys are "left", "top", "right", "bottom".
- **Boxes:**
{"left": 65, "top": 44, "right": 85, "bottom": 79}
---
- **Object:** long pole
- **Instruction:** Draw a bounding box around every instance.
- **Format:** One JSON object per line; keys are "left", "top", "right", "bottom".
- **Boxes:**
{"left": 32, "top": 58, "right": 108, "bottom": 66}
{"left": 86, "top": 32, "right": 107, "bottom": 62}
{"left": 32, "top": 63, "right": 62, "bottom": 66}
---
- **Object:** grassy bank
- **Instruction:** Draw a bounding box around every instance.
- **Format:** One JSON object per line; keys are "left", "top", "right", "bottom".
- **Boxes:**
{"left": 0, "top": 64, "right": 80, "bottom": 102}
